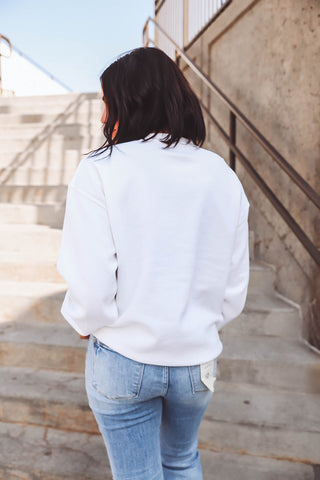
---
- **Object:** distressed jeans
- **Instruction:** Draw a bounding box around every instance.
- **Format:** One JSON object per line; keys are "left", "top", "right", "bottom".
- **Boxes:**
{"left": 85, "top": 334, "right": 217, "bottom": 480}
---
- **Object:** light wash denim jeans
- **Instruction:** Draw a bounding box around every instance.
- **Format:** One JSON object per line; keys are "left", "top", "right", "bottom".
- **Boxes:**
{"left": 85, "top": 334, "right": 217, "bottom": 480}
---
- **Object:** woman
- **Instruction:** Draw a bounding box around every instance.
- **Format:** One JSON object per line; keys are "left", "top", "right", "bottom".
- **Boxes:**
{"left": 57, "top": 47, "right": 250, "bottom": 480}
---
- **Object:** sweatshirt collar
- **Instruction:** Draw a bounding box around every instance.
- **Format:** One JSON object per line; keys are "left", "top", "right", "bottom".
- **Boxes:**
{"left": 143, "top": 132, "right": 194, "bottom": 146}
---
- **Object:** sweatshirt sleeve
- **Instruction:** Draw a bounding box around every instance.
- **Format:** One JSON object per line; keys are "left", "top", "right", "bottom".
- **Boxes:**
{"left": 56, "top": 156, "right": 118, "bottom": 335}
{"left": 215, "top": 188, "right": 250, "bottom": 332}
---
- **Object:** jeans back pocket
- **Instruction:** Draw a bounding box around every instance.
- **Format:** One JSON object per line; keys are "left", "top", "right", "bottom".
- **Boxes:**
{"left": 92, "top": 338, "right": 145, "bottom": 400}
{"left": 188, "top": 358, "right": 217, "bottom": 393}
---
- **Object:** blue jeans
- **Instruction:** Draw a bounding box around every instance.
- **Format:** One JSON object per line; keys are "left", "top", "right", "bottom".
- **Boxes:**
{"left": 85, "top": 334, "right": 217, "bottom": 480}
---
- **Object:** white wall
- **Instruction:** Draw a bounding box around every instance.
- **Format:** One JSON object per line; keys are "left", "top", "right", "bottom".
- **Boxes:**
{"left": 0, "top": 41, "right": 70, "bottom": 96}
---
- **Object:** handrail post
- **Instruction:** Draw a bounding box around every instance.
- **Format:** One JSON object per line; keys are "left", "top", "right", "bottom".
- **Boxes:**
{"left": 175, "top": 49, "right": 181, "bottom": 67}
{"left": 229, "top": 111, "right": 236, "bottom": 171}
{"left": 0, "top": 34, "right": 13, "bottom": 96}
{"left": 143, "top": 21, "right": 149, "bottom": 47}
{"left": 0, "top": 45, "right": 2, "bottom": 95}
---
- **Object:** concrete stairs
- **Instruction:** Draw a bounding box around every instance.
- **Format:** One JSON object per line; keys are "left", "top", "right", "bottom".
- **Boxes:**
{"left": 0, "top": 93, "right": 104, "bottom": 228}
{"left": 0, "top": 93, "right": 319, "bottom": 479}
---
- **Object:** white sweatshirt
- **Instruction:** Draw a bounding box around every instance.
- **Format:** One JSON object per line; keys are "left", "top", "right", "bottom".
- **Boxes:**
{"left": 56, "top": 132, "right": 250, "bottom": 366}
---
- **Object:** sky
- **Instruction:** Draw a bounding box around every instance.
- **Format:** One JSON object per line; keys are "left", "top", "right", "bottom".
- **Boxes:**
{"left": 0, "top": 0, "right": 155, "bottom": 93}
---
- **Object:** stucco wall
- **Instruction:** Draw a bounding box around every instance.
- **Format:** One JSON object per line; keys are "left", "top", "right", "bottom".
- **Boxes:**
{"left": 160, "top": 0, "right": 320, "bottom": 344}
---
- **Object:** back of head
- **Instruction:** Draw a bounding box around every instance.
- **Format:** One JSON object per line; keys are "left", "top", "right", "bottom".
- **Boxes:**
{"left": 90, "top": 47, "right": 206, "bottom": 157}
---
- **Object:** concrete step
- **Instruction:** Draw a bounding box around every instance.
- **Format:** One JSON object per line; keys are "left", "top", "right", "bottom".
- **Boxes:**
{"left": 0, "top": 224, "right": 62, "bottom": 253}
{"left": 0, "top": 146, "right": 101, "bottom": 179}
{"left": 0, "top": 111, "right": 104, "bottom": 126}
{"left": 0, "top": 203, "right": 65, "bottom": 227}
{"left": 0, "top": 96, "right": 102, "bottom": 116}
{"left": 0, "top": 367, "right": 96, "bottom": 433}
{"left": 0, "top": 134, "right": 103, "bottom": 152}
{"left": 0, "top": 251, "right": 63, "bottom": 282}
{"left": 0, "top": 135, "right": 79, "bottom": 159}
{"left": 0, "top": 147, "right": 81, "bottom": 172}
{"left": 0, "top": 122, "right": 103, "bottom": 139}
{"left": 0, "top": 322, "right": 85, "bottom": 373}
{"left": 199, "top": 417, "right": 320, "bottom": 468}
{"left": 0, "top": 92, "right": 99, "bottom": 105}
{"left": 200, "top": 449, "right": 316, "bottom": 480}
{"left": 0, "top": 281, "right": 66, "bottom": 324}
{"left": 0, "top": 367, "right": 97, "bottom": 433}
{"left": 248, "top": 261, "right": 275, "bottom": 295}
{"left": 0, "top": 123, "right": 44, "bottom": 138}
{"left": 226, "top": 291, "right": 302, "bottom": 338}
{"left": 0, "top": 422, "right": 111, "bottom": 480}
{"left": 205, "top": 380, "right": 320, "bottom": 435}
{"left": 220, "top": 334, "right": 320, "bottom": 393}
{"left": 0, "top": 137, "right": 31, "bottom": 151}
{"left": 0, "top": 92, "right": 98, "bottom": 105}
{"left": 1, "top": 422, "right": 314, "bottom": 480}
{"left": 0, "top": 185, "right": 67, "bottom": 204}
{"left": 3, "top": 166, "right": 77, "bottom": 185}
{"left": 1, "top": 322, "right": 319, "bottom": 392}
{"left": 1, "top": 366, "right": 319, "bottom": 436}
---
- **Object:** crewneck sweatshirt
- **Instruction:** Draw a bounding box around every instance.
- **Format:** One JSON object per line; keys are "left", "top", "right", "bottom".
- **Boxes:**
{"left": 56, "top": 133, "right": 250, "bottom": 366}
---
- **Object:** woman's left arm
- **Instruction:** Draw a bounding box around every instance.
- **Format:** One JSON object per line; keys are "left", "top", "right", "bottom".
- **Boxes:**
{"left": 56, "top": 157, "right": 118, "bottom": 337}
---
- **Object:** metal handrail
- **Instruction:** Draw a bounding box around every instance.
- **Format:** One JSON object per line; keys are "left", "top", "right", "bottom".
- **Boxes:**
{"left": 200, "top": 102, "right": 320, "bottom": 265}
{"left": 0, "top": 34, "right": 12, "bottom": 58}
{"left": 0, "top": 34, "right": 13, "bottom": 95}
{"left": 0, "top": 93, "right": 89, "bottom": 183}
{"left": 143, "top": 17, "right": 320, "bottom": 266}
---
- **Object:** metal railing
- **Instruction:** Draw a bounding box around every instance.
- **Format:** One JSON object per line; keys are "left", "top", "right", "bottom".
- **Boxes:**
{"left": 0, "top": 93, "right": 90, "bottom": 184}
{"left": 0, "top": 34, "right": 13, "bottom": 95}
{"left": 155, "top": 0, "right": 231, "bottom": 55}
{"left": 143, "top": 17, "right": 320, "bottom": 266}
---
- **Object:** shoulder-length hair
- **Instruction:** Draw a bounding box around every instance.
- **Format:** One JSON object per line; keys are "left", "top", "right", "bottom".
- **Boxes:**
{"left": 88, "top": 47, "right": 206, "bottom": 157}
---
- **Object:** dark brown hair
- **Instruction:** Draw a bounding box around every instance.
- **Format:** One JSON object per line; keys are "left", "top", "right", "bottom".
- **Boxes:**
{"left": 88, "top": 47, "right": 206, "bottom": 157}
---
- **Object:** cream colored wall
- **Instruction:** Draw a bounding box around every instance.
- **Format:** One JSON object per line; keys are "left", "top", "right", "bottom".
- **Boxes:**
{"left": 157, "top": 0, "right": 320, "bottom": 342}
